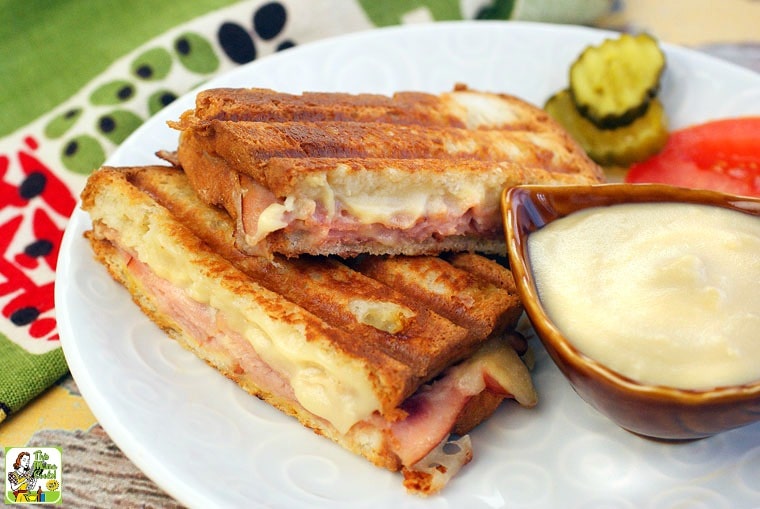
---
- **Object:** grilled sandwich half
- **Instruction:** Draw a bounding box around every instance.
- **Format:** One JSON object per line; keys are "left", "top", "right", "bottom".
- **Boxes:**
{"left": 80, "top": 164, "right": 537, "bottom": 495}
{"left": 169, "top": 84, "right": 604, "bottom": 258}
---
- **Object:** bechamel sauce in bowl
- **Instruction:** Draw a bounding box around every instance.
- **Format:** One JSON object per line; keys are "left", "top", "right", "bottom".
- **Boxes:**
{"left": 527, "top": 201, "right": 760, "bottom": 390}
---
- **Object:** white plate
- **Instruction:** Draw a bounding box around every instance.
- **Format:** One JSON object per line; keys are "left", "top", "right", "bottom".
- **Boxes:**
{"left": 57, "top": 21, "right": 760, "bottom": 509}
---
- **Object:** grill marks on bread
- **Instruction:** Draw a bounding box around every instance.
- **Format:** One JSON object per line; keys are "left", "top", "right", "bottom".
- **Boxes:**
{"left": 169, "top": 85, "right": 604, "bottom": 258}
{"left": 193, "top": 87, "right": 468, "bottom": 127}
{"left": 126, "top": 166, "right": 523, "bottom": 397}
{"left": 188, "top": 118, "right": 594, "bottom": 177}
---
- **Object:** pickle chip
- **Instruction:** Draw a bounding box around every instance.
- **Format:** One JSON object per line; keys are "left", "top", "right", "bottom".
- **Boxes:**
{"left": 545, "top": 89, "right": 669, "bottom": 167}
{"left": 569, "top": 33, "right": 665, "bottom": 129}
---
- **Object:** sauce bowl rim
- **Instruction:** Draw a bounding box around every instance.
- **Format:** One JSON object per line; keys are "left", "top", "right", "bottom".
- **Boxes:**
{"left": 502, "top": 182, "right": 760, "bottom": 402}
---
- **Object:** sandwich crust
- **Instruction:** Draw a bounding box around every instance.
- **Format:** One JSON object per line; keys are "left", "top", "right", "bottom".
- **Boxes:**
{"left": 170, "top": 85, "right": 604, "bottom": 258}
{"left": 175, "top": 120, "right": 600, "bottom": 257}
{"left": 85, "top": 234, "right": 405, "bottom": 470}
{"left": 191, "top": 83, "right": 579, "bottom": 133}
{"left": 129, "top": 165, "right": 492, "bottom": 384}
{"left": 81, "top": 167, "right": 413, "bottom": 416}
{"left": 80, "top": 164, "right": 536, "bottom": 493}
{"left": 177, "top": 116, "right": 602, "bottom": 190}
{"left": 193, "top": 87, "right": 467, "bottom": 127}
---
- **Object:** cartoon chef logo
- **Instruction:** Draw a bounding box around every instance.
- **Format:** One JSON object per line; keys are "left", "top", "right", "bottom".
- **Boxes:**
{"left": 4, "top": 447, "right": 62, "bottom": 504}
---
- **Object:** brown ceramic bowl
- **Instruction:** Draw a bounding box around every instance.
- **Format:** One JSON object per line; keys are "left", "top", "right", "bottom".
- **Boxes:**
{"left": 503, "top": 183, "right": 760, "bottom": 440}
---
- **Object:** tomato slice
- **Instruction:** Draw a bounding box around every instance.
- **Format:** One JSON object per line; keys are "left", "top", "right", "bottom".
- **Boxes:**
{"left": 624, "top": 116, "right": 760, "bottom": 197}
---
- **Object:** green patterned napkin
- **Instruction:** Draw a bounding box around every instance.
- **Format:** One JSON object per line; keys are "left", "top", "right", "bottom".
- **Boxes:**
{"left": 0, "top": 0, "right": 613, "bottom": 424}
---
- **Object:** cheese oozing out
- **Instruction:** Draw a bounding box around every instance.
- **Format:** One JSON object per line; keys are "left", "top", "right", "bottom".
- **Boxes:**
{"left": 91, "top": 194, "right": 381, "bottom": 434}
{"left": 248, "top": 163, "right": 507, "bottom": 242}
{"left": 87, "top": 171, "right": 536, "bottom": 448}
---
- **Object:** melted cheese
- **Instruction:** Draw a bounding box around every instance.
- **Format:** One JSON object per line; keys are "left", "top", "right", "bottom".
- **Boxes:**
{"left": 348, "top": 299, "right": 415, "bottom": 334}
{"left": 94, "top": 197, "right": 380, "bottom": 434}
{"left": 249, "top": 165, "right": 501, "bottom": 236}
{"left": 252, "top": 199, "right": 291, "bottom": 243}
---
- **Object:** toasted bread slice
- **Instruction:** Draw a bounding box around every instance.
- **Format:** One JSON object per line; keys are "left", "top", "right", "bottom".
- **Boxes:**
{"left": 128, "top": 166, "right": 522, "bottom": 383}
{"left": 80, "top": 165, "right": 536, "bottom": 494}
{"left": 191, "top": 84, "right": 574, "bottom": 132}
{"left": 170, "top": 85, "right": 604, "bottom": 258}
{"left": 175, "top": 127, "right": 592, "bottom": 257}
{"left": 177, "top": 117, "right": 599, "bottom": 176}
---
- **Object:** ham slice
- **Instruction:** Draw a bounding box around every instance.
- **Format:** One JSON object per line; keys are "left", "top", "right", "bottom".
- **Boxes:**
{"left": 237, "top": 169, "right": 502, "bottom": 256}
{"left": 82, "top": 163, "right": 538, "bottom": 496}
{"left": 389, "top": 335, "right": 537, "bottom": 467}
{"left": 122, "top": 243, "right": 536, "bottom": 492}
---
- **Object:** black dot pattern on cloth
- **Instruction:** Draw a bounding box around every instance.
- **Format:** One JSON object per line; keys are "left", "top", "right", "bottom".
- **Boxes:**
{"left": 117, "top": 85, "right": 135, "bottom": 100}
{"left": 175, "top": 37, "right": 191, "bottom": 55}
{"left": 254, "top": 2, "right": 287, "bottom": 40}
{"left": 99, "top": 115, "right": 116, "bottom": 133}
{"left": 159, "top": 92, "right": 177, "bottom": 106}
{"left": 135, "top": 64, "right": 153, "bottom": 78}
{"left": 10, "top": 306, "right": 40, "bottom": 326}
{"left": 64, "top": 140, "right": 78, "bottom": 156}
{"left": 218, "top": 2, "right": 290, "bottom": 63}
{"left": 218, "top": 22, "right": 256, "bottom": 64}
{"left": 25, "top": 239, "right": 54, "bottom": 258}
{"left": 19, "top": 172, "right": 47, "bottom": 199}
{"left": 277, "top": 40, "right": 295, "bottom": 51}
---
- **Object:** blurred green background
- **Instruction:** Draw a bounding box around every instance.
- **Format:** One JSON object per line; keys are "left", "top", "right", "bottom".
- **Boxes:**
{"left": 0, "top": 0, "right": 239, "bottom": 136}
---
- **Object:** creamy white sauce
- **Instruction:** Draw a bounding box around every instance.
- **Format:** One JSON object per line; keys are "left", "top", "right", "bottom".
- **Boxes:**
{"left": 528, "top": 202, "right": 760, "bottom": 390}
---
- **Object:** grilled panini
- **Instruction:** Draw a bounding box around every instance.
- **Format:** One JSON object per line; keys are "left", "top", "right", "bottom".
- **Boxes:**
{"left": 169, "top": 84, "right": 605, "bottom": 258}
{"left": 80, "top": 164, "right": 537, "bottom": 495}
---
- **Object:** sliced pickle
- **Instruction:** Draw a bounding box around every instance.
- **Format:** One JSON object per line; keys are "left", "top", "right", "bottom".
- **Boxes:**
{"left": 569, "top": 33, "right": 665, "bottom": 129}
{"left": 545, "top": 89, "right": 669, "bottom": 167}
